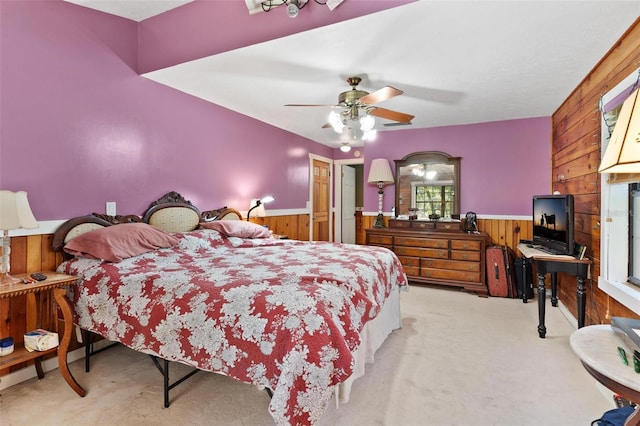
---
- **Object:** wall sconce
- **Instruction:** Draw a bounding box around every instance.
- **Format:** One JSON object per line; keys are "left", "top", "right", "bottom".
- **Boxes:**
{"left": 247, "top": 195, "right": 274, "bottom": 221}
{"left": 599, "top": 87, "right": 640, "bottom": 173}
{"left": 0, "top": 190, "right": 38, "bottom": 284}
{"left": 367, "top": 159, "right": 394, "bottom": 228}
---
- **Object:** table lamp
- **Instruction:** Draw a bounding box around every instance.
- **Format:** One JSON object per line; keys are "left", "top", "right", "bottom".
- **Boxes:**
{"left": 368, "top": 159, "right": 394, "bottom": 228}
{"left": 247, "top": 195, "right": 274, "bottom": 221}
{"left": 0, "top": 190, "right": 39, "bottom": 284}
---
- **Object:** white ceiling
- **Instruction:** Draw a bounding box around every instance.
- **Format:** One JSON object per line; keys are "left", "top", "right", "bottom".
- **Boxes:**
{"left": 64, "top": 0, "right": 194, "bottom": 21}
{"left": 65, "top": 1, "right": 640, "bottom": 149}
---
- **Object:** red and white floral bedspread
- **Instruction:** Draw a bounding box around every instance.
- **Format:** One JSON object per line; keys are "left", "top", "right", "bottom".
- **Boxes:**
{"left": 58, "top": 229, "right": 407, "bottom": 425}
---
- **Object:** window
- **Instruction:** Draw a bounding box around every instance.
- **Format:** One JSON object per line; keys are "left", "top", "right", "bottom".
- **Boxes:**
{"left": 599, "top": 69, "right": 640, "bottom": 315}
{"left": 414, "top": 183, "right": 455, "bottom": 217}
{"left": 631, "top": 185, "right": 640, "bottom": 286}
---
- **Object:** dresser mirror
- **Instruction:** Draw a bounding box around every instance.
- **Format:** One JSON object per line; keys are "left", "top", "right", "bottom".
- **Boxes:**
{"left": 394, "top": 151, "right": 460, "bottom": 219}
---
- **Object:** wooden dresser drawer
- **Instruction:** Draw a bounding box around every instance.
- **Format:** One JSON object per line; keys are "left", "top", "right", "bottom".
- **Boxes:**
{"left": 398, "top": 256, "right": 420, "bottom": 267}
{"left": 421, "top": 268, "right": 481, "bottom": 283}
{"left": 450, "top": 250, "right": 481, "bottom": 261}
{"left": 395, "top": 247, "right": 448, "bottom": 258}
{"left": 451, "top": 239, "right": 481, "bottom": 251}
{"left": 395, "top": 237, "right": 448, "bottom": 249}
{"left": 388, "top": 219, "right": 413, "bottom": 228}
{"left": 368, "top": 234, "right": 393, "bottom": 245}
{"left": 411, "top": 221, "right": 436, "bottom": 230}
{"left": 435, "top": 221, "right": 462, "bottom": 231}
{"left": 422, "top": 258, "right": 480, "bottom": 272}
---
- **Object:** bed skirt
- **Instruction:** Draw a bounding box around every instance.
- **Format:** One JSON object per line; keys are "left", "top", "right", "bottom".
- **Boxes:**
{"left": 335, "top": 285, "right": 403, "bottom": 405}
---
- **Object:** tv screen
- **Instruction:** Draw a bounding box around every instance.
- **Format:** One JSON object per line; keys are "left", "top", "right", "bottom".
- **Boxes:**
{"left": 532, "top": 194, "right": 574, "bottom": 255}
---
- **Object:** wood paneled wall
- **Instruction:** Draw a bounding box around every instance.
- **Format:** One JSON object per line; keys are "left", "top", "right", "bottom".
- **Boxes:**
{"left": 0, "top": 234, "right": 67, "bottom": 374}
{"left": 249, "top": 214, "right": 310, "bottom": 241}
{"left": 551, "top": 18, "right": 640, "bottom": 324}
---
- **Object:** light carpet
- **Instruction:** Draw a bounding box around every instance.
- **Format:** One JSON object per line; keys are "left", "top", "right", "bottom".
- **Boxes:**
{"left": 0, "top": 285, "right": 614, "bottom": 425}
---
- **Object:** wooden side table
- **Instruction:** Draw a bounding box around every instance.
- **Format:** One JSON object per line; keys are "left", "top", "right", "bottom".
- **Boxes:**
{"left": 0, "top": 272, "right": 86, "bottom": 397}
{"left": 571, "top": 325, "right": 640, "bottom": 425}
{"left": 518, "top": 244, "right": 591, "bottom": 338}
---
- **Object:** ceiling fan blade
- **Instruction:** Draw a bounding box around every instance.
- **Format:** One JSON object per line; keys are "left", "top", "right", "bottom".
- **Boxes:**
{"left": 285, "top": 104, "right": 339, "bottom": 107}
{"left": 322, "top": 122, "right": 332, "bottom": 128}
{"left": 383, "top": 121, "right": 413, "bottom": 127}
{"left": 370, "top": 107, "right": 414, "bottom": 123}
{"left": 359, "top": 86, "right": 403, "bottom": 105}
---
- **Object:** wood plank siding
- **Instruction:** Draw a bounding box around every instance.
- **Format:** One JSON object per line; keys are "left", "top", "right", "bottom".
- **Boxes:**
{"left": 551, "top": 18, "right": 640, "bottom": 324}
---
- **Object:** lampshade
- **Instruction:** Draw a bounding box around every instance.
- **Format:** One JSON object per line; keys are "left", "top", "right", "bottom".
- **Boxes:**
{"left": 0, "top": 190, "right": 38, "bottom": 231}
{"left": 367, "top": 159, "right": 394, "bottom": 185}
{"left": 599, "top": 87, "right": 640, "bottom": 173}
{"left": 1, "top": 190, "right": 38, "bottom": 284}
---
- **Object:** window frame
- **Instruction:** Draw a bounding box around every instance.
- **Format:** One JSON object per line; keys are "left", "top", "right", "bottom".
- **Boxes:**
{"left": 598, "top": 69, "right": 640, "bottom": 315}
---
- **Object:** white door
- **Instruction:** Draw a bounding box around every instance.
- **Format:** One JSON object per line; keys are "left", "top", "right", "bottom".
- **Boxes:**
{"left": 341, "top": 165, "right": 356, "bottom": 244}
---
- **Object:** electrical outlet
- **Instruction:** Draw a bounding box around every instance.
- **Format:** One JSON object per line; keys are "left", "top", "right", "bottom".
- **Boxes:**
{"left": 106, "top": 201, "right": 116, "bottom": 216}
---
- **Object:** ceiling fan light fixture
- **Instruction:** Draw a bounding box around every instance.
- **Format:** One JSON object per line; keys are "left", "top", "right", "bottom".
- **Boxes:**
{"left": 360, "top": 114, "right": 375, "bottom": 132}
{"left": 362, "top": 129, "right": 377, "bottom": 141}
{"left": 287, "top": 0, "right": 299, "bottom": 18}
{"left": 329, "top": 110, "right": 345, "bottom": 133}
{"left": 340, "top": 143, "right": 351, "bottom": 152}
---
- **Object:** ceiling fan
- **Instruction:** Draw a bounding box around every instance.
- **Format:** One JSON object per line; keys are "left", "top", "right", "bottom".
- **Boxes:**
{"left": 285, "top": 76, "right": 415, "bottom": 130}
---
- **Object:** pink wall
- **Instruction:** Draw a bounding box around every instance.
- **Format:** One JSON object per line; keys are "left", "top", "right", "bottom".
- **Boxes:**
{"left": 138, "top": 0, "right": 414, "bottom": 74}
{"left": 1, "top": 1, "right": 550, "bottom": 223}
{"left": 1, "top": 1, "right": 331, "bottom": 220}
{"left": 357, "top": 117, "right": 551, "bottom": 216}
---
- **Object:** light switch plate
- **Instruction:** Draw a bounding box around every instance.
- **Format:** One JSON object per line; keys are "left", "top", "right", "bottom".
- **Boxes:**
{"left": 106, "top": 201, "right": 116, "bottom": 216}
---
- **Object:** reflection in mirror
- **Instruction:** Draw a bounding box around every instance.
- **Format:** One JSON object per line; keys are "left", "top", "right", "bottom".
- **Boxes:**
{"left": 394, "top": 151, "right": 460, "bottom": 219}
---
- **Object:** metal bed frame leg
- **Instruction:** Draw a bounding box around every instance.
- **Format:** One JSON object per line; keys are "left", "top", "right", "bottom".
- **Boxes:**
{"left": 163, "top": 359, "right": 169, "bottom": 408}
{"left": 85, "top": 330, "right": 91, "bottom": 372}
{"left": 149, "top": 355, "right": 200, "bottom": 408}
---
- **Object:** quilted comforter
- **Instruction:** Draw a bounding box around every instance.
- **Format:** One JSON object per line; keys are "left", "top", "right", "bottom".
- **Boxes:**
{"left": 58, "top": 229, "right": 407, "bottom": 425}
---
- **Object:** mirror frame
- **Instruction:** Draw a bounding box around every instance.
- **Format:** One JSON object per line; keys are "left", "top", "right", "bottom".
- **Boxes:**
{"left": 394, "top": 151, "right": 461, "bottom": 218}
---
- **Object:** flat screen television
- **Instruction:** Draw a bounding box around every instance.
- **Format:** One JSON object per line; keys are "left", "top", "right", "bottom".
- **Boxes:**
{"left": 532, "top": 194, "right": 574, "bottom": 255}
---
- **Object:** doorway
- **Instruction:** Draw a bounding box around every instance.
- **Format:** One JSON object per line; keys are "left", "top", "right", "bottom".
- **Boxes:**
{"left": 310, "top": 156, "right": 332, "bottom": 241}
{"left": 334, "top": 158, "right": 364, "bottom": 243}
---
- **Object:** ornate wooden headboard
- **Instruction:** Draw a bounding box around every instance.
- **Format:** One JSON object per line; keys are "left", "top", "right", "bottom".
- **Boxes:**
{"left": 52, "top": 191, "right": 242, "bottom": 254}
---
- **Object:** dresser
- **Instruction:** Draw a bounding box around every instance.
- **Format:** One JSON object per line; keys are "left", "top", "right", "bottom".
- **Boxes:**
{"left": 366, "top": 221, "right": 490, "bottom": 296}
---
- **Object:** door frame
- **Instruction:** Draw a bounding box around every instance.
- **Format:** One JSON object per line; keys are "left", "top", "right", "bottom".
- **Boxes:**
{"left": 334, "top": 157, "right": 364, "bottom": 243}
{"left": 309, "top": 154, "right": 334, "bottom": 242}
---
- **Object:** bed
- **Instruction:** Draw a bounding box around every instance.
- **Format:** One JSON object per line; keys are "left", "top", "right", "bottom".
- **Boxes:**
{"left": 52, "top": 191, "right": 407, "bottom": 425}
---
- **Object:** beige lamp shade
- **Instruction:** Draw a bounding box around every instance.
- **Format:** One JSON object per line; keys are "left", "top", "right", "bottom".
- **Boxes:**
{"left": 599, "top": 87, "right": 640, "bottom": 174}
{"left": 367, "top": 159, "right": 394, "bottom": 185}
{"left": 249, "top": 199, "right": 267, "bottom": 218}
{"left": 0, "top": 190, "right": 38, "bottom": 231}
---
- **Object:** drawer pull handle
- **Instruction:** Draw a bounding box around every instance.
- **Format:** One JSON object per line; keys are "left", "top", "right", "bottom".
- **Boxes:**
{"left": 462, "top": 254, "right": 468, "bottom": 259}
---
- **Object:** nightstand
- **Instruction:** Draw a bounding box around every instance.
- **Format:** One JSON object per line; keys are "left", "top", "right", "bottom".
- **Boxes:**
{"left": 0, "top": 272, "right": 86, "bottom": 397}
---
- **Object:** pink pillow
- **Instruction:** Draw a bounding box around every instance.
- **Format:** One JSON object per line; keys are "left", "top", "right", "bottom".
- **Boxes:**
{"left": 64, "top": 223, "right": 179, "bottom": 262}
{"left": 200, "top": 221, "right": 271, "bottom": 238}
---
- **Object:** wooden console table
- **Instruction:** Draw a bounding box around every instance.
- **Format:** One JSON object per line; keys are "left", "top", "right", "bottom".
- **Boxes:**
{"left": 0, "top": 272, "right": 86, "bottom": 397}
{"left": 518, "top": 244, "right": 591, "bottom": 338}
{"left": 571, "top": 325, "right": 640, "bottom": 425}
